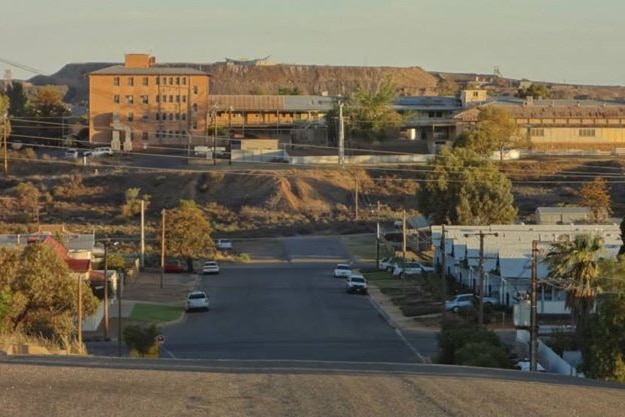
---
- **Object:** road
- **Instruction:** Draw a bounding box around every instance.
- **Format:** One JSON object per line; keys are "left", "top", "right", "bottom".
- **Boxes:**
{"left": 163, "top": 236, "right": 422, "bottom": 362}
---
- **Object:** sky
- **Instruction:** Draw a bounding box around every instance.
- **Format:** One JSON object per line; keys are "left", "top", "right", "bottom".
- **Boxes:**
{"left": 1, "top": 0, "right": 623, "bottom": 85}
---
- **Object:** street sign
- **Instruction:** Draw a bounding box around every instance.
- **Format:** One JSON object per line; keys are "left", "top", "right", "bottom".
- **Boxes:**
{"left": 155, "top": 334, "right": 165, "bottom": 345}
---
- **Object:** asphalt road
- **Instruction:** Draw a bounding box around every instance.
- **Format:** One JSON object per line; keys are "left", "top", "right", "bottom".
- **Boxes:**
{"left": 163, "top": 260, "right": 420, "bottom": 361}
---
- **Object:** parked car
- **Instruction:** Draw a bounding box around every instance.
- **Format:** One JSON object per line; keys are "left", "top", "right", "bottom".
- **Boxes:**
{"left": 185, "top": 290, "right": 209, "bottom": 312}
{"left": 392, "top": 261, "right": 434, "bottom": 277}
{"left": 216, "top": 239, "right": 233, "bottom": 250}
{"left": 64, "top": 148, "right": 79, "bottom": 159}
{"left": 378, "top": 257, "right": 396, "bottom": 272}
{"left": 333, "top": 263, "right": 352, "bottom": 278}
{"left": 346, "top": 274, "right": 368, "bottom": 294}
{"left": 202, "top": 260, "right": 220, "bottom": 275}
{"left": 164, "top": 260, "right": 184, "bottom": 273}
{"left": 83, "top": 146, "right": 113, "bottom": 157}
{"left": 445, "top": 293, "right": 499, "bottom": 313}
{"left": 515, "top": 360, "right": 546, "bottom": 372}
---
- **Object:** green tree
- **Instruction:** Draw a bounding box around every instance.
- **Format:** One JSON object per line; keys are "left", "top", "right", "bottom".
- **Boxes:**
{"left": 517, "top": 83, "right": 551, "bottom": 99}
{"left": 123, "top": 324, "right": 160, "bottom": 357}
{"left": 121, "top": 187, "right": 151, "bottom": 217}
{"left": 456, "top": 106, "right": 520, "bottom": 160}
{"left": 0, "top": 93, "right": 9, "bottom": 140}
{"left": 165, "top": 200, "right": 215, "bottom": 272}
{"left": 344, "top": 79, "right": 402, "bottom": 142}
{"left": 619, "top": 217, "right": 625, "bottom": 256}
{"left": 1, "top": 243, "right": 98, "bottom": 349}
{"left": 249, "top": 85, "right": 269, "bottom": 95}
{"left": 277, "top": 86, "right": 302, "bottom": 95}
{"left": 579, "top": 177, "right": 612, "bottom": 223}
{"left": 6, "top": 82, "right": 27, "bottom": 117}
{"left": 15, "top": 182, "right": 41, "bottom": 222}
{"left": 26, "top": 86, "right": 69, "bottom": 145}
{"left": 544, "top": 234, "right": 604, "bottom": 339}
{"left": 418, "top": 148, "right": 517, "bottom": 225}
{"left": 437, "top": 78, "right": 460, "bottom": 96}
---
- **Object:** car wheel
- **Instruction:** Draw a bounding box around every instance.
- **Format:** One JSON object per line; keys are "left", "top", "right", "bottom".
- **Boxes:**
{"left": 400, "top": 272, "right": 407, "bottom": 279}
{"left": 386, "top": 266, "right": 393, "bottom": 272}
{"left": 452, "top": 306, "right": 459, "bottom": 313}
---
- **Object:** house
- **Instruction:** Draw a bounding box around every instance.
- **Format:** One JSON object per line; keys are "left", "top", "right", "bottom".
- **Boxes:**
{"left": 431, "top": 224, "right": 622, "bottom": 314}
{"left": 88, "top": 53, "right": 211, "bottom": 149}
{"left": 535, "top": 207, "right": 591, "bottom": 225}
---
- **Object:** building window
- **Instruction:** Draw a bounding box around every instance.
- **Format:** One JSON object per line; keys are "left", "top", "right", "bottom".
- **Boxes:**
{"left": 176, "top": 95, "right": 180, "bottom": 103}
{"left": 579, "top": 128, "right": 596, "bottom": 137}
{"left": 113, "top": 95, "right": 120, "bottom": 104}
{"left": 141, "top": 114, "right": 149, "bottom": 122}
{"left": 156, "top": 77, "right": 160, "bottom": 85}
{"left": 176, "top": 77, "right": 180, "bottom": 85}
{"left": 193, "top": 85, "right": 198, "bottom": 94}
{"left": 169, "top": 95, "right": 173, "bottom": 102}
{"left": 113, "top": 77, "right": 120, "bottom": 86}
{"left": 126, "top": 95, "right": 134, "bottom": 104}
{"left": 141, "top": 95, "right": 149, "bottom": 104}
{"left": 162, "top": 95, "right": 166, "bottom": 102}
{"left": 142, "top": 131, "right": 148, "bottom": 141}
{"left": 181, "top": 113, "right": 186, "bottom": 121}
{"left": 168, "top": 113, "right": 173, "bottom": 121}
{"left": 192, "top": 103, "right": 198, "bottom": 112}
{"left": 473, "top": 91, "right": 479, "bottom": 97}
{"left": 169, "top": 77, "right": 174, "bottom": 84}
{"left": 192, "top": 120, "right": 198, "bottom": 129}
{"left": 175, "top": 113, "right": 180, "bottom": 120}
{"left": 155, "top": 113, "right": 160, "bottom": 121}
{"left": 168, "top": 130, "right": 173, "bottom": 137}
{"left": 182, "top": 96, "right": 187, "bottom": 103}
{"left": 182, "top": 77, "right": 187, "bottom": 85}
{"left": 142, "top": 77, "right": 149, "bottom": 86}
{"left": 530, "top": 128, "right": 545, "bottom": 137}
{"left": 156, "top": 95, "right": 160, "bottom": 103}
{"left": 162, "top": 77, "right": 167, "bottom": 85}
{"left": 127, "top": 112, "right": 134, "bottom": 122}
{"left": 128, "top": 77, "right": 134, "bottom": 87}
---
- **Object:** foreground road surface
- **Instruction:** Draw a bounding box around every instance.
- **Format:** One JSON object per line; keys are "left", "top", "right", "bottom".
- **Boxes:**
{"left": 1, "top": 357, "right": 623, "bottom": 417}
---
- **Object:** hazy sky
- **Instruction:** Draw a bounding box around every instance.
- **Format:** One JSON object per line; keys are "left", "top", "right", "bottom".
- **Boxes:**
{"left": 1, "top": 0, "right": 623, "bottom": 85}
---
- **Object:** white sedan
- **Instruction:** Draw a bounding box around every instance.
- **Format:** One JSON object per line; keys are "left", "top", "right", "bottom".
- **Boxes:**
{"left": 333, "top": 263, "right": 352, "bottom": 278}
{"left": 202, "top": 261, "right": 220, "bottom": 275}
{"left": 185, "top": 291, "right": 210, "bottom": 312}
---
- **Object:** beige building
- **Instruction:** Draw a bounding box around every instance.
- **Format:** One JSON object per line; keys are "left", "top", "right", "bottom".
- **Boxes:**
{"left": 88, "top": 54, "right": 210, "bottom": 149}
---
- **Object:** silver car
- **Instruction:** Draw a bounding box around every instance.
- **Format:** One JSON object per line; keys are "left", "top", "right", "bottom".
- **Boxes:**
{"left": 185, "top": 291, "right": 209, "bottom": 312}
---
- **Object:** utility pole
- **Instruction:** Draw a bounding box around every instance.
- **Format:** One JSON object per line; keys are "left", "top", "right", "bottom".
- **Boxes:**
{"left": 213, "top": 108, "right": 218, "bottom": 166}
{"left": 77, "top": 275, "right": 82, "bottom": 347}
{"left": 103, "top": 241, "right": 109, "bottom": 340}
{"left": 160, "top": 209, "right": 166, "bottom": 289}
{"left": 402, "top": 210, "right": 407, "bottom": 265}
{"left": 140, "top": 199, "right": 145, "bottom": 269}
{"left": 530, "top": 240, "right": 539, "bottom": 373}
{"left": 376, "top": 201, "right": 381, "bottom": 270}
{"left": 117, "top": 269, "right": 123, "bottom": 357}
{"left": 2, "top": 115, "right": 8, "bottom": 176}
{"left": 464, "top": 231, "right": 499, "bottom": 326}
{"left": 354, "top": 180, "right": 359, "bottom": 220}
{"left": 441, "top": 224, "right": 447, "bottom": 320}
{"left": 338, "top": 101, "right": 345, "bottom": 167}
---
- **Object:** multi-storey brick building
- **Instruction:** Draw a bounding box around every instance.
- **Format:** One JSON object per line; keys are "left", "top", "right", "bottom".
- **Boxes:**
{"left": 88, "top": 54, "right": 210, "bottom": 149}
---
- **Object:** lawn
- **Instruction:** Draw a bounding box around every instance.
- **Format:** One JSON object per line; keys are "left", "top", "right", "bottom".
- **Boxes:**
{"left": 341, "top": 234, "right": 393, "bottom": 263}
{"left": 129, "top": 303, "right": 184, "bottom": 323}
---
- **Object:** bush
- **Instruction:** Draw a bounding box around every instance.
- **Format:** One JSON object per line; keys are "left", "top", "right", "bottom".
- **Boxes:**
{"left": 437, "top": 319, "right": 504, "bottom": 365}
{"left": 455, "top": 341, "right": 510, "bottom": 368}
{"left": 122, "top": 324, "right": 160, "bottom": 357}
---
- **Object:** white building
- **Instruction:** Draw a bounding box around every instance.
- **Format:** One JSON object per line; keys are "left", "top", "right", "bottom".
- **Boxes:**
{"left": 431, "top": 224, "right": 622, "bottom": 314}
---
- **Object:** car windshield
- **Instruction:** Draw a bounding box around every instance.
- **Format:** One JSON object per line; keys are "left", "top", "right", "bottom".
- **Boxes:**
{"left": 189, "top": 293, "right": 207, "bottom": 299}
{"left": 336, "top": 265, "right": 350, "bottom": 270}
{"left": 350, "top": 277, "right": 365, "bottom": 283}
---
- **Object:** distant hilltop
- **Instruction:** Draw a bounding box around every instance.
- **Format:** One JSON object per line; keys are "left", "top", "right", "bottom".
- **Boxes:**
{"left": 29, "top": 61, "right": 439, "bottom": 104}
{"left": 27, "top": 60, "right": 625, "bottom": 105}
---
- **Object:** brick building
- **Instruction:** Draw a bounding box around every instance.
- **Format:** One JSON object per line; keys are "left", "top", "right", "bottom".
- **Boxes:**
{"left": 88, "top": 54, "right": 210, "bottom": 149}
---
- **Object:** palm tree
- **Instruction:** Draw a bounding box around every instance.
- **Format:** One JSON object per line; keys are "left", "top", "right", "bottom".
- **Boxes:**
{"left": 544, "top": 234, "right": 604, "bottom": 331}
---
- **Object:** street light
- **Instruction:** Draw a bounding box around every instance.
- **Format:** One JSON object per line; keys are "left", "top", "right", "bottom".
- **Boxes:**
{"left": 99, "top": 239, "right": 119, "bottom": 341}
{"left": 464, "top": 231, "right": 499, "bottom": 326}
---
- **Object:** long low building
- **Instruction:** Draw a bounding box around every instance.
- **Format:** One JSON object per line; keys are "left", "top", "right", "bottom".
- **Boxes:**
{"left": 430, "top": 224, "right": 622, "bottom": 314}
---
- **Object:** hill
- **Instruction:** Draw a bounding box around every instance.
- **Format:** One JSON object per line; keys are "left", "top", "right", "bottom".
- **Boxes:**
{"left": 29, "top": 62, "right": 439, "bottom": 104}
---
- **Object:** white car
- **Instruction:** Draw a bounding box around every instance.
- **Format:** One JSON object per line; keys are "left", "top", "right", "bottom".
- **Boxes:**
{"left": 83, "top": 146, "right": 113, "bottom": 157}
{"left": 378, "top": 257, "right": 396, "bottom": 272}
{"left": 346, "top": 274, "right": 368, "bottom": 294}
{"left": 392, "top": 261, "right": 434, "bottom": 277}
{"left": 202, "top": 260, "right": 220, "bottom": 275}
{"left": 515, "top": 360, "right": 546, "bottom": 372}
{"left": 64, "top": 148, "right": 79, "bottom": 159}
{"left": 216, "top": 239, "right": 233, "bottom": 251}
{"left": 445, "top": 293, "right": 499, "bottom": 313}
{"left": 333, "top": 263, "right": 352, "bottom": 278}
{"left": 185, "top": 290, "right": 209, "bottom": 312}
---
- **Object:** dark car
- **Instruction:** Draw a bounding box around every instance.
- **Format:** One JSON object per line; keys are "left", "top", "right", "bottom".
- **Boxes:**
{"left": 164, "top": 260, "right": 184, "bottom": 273}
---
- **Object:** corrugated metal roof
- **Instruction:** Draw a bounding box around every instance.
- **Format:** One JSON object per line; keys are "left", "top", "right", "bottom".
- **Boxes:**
{"left": 536, "top": 207, "right": 589, "bottom": 214}
{"left": 208, "top": 95, "right": 334, "bottom": 111}
{"left": 90, "top": 65, "right": 209, "bottom": 76}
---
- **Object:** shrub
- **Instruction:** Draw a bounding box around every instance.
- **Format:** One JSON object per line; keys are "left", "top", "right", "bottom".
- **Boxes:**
{"left": 437, "top": 320, "right": 504, "bottom": 365}
{"left": 455, "top": 341, "right": 510, "bottom": 368}
{"left": 122, "top": 324, "right": 160, "bottom": 357}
